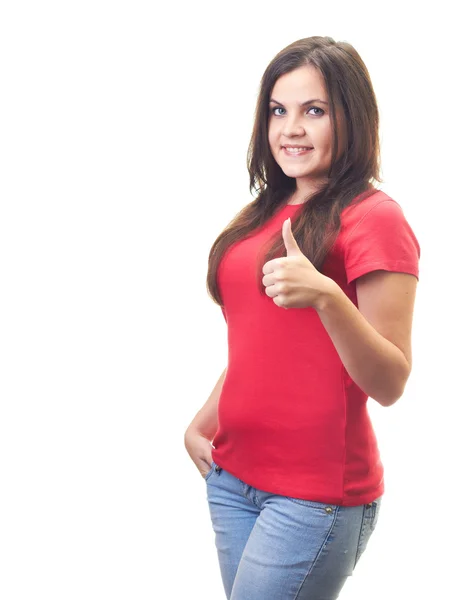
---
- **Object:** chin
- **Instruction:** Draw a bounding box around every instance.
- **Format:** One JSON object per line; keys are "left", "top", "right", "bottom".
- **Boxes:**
{"left": 280, "top": 166, "right": 314, "bottom": 178}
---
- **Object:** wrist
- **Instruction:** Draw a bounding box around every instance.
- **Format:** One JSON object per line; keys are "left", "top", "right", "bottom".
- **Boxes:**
{"left": 312, "top": 277, "right": 341, "bottom": 313}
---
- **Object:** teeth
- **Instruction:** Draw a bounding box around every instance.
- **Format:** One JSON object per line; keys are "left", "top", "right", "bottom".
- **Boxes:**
{"left": 285, "top": 147, "right": 312, "bottom": 152}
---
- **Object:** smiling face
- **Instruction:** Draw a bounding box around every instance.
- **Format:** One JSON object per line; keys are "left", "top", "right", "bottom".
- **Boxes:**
{"left": 268, "top": 64, "right": 345, "bottom": 201}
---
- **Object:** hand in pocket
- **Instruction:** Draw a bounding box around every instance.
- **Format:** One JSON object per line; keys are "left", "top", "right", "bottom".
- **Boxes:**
{"left": 184, "top": 428, "right": 214, "bottom": 478}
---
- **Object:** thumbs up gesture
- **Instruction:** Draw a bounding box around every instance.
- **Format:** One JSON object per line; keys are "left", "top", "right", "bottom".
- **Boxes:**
{"left": 262, "top": 217, "right": 335, "bottom": 310}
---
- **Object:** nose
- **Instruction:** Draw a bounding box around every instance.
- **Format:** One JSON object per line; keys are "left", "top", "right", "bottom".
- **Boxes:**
{"left": 282, "top": 113, "right": 305, "bottom": 138}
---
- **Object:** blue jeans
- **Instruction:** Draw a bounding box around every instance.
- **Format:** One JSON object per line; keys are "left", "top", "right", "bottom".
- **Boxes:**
{"left": 205, "top": 460, "right": 382, "bottom": 600}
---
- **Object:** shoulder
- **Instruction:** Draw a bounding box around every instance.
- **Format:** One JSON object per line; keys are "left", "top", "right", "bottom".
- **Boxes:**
{"left": 340, "top": 190, "right": 419, "bottom": 253}
{"left": 341, "top": 189, "right": 405, "bottom": 231}
{"left": 340, "top": 189, "right": 420, "bottom": 284}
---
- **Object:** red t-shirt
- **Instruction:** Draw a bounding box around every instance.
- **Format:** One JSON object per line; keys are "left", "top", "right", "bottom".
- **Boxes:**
{"left": 211, "top": 190, "right": 420, "bottom": 506}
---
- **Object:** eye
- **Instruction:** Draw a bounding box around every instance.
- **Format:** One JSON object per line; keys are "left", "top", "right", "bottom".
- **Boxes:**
{"left": 308, "top": 106, "right": 324, "bottom": 116}
{"left": 269, "top": 106, "right": 325, "bottom": 116}
{"left": 271, "top": 107, "right": 285, "bottom": 116}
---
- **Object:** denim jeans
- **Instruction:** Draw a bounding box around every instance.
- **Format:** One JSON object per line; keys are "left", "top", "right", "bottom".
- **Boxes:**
{"left": 205, "top": 460, "right": 381, "bottom": 600}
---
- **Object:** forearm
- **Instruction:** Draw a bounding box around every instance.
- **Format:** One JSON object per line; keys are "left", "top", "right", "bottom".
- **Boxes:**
{"left": 314, "top": 282, "right": 410, "bottom": 407}
{"left": 185, "top": 366, "right": 227, "bottom": 441}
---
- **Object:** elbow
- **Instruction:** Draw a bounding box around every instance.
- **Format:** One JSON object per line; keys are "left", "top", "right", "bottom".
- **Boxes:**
{"left": 376, "top": 391, "right": 403, "bottom": 408}
{"left": 374, "top": 362, "right": 412, "bottom": 408}
{"left": 374, "top": 385, "right": 405, "bottom": 407}
{"left": 374, "top": 371, "right": 410, "bottom": 408}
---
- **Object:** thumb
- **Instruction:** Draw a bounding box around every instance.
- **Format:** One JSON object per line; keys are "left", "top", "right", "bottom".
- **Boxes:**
{"left": 282, "top": 218, "right": 301, "bottom": 257}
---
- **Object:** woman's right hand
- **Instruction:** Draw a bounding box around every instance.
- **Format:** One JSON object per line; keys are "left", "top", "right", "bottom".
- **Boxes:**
{"left": 184, "top": 427, "right": 214, "bottom": 478}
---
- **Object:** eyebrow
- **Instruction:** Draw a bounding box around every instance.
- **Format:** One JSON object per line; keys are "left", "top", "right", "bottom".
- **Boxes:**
{"left": 269, "top": 98, "right": 329, "bottom": 106}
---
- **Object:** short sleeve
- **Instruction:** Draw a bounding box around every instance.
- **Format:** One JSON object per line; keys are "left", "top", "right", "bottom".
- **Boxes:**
{"left": 344, "top": 200, "right": 420, "bottom": 284}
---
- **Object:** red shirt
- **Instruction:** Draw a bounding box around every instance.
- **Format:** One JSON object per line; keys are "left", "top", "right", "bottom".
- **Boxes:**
{"left": 211, "top": 190, "right": 420, "bottom": 506}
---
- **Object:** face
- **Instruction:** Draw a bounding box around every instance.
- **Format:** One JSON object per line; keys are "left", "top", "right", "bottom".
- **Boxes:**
{"left": 268, "top": 64, "right": 344, "bottom": 197}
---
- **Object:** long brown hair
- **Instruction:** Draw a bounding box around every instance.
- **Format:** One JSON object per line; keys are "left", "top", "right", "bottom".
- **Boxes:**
{"left": 206, "top": 36, "right": 382, "bottom": 307}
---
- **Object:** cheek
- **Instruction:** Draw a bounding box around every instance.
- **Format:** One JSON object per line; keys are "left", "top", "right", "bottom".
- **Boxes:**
{"left": 268, "top": 123, "right": 278, "bottom": 146}
{"left": 316, "top": 126, "right": 333, "bottom": 155}
{"left": 268, "top": 133, "right": 281, "bottom": 159}
{"left": 325, "top": 131, "right": 333, "bottom": 151}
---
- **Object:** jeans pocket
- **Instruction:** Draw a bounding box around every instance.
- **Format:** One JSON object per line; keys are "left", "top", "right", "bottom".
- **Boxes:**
{"left": 370, "top": 497, "right": 381, "bottom": 531}
{"left": 285, "top": 496, "right": 339, "bottom": 514}
{"left": 204, "top": 461, "right": 215, "bottom": 481}
{"left": 354, "top": 497, "right": 382, "bottom": 568}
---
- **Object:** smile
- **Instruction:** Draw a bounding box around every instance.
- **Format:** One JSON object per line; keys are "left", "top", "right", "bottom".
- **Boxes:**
{"left": 282, "top": 147, "right": 313, "bottom": 156}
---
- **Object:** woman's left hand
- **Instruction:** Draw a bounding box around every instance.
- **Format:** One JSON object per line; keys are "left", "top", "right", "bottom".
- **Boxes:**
{"left": 262, "top": 217, "right": 336, "bottom": 310}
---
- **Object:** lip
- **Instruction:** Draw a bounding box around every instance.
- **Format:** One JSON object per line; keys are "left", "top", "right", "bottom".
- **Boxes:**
{"left": 282, "top": 146, "right": 313, "bottom": 156}
{"left": 282, "top": 145, "right": 314, "bottom": 149}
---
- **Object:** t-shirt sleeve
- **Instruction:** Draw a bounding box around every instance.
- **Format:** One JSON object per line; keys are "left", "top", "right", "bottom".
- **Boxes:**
{"left": 344, "top": 200, "right": 420, "bottom": 284}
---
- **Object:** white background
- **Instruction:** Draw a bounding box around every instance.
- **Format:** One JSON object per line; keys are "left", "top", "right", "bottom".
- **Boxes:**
{"left": 0, "top": 1, "right": 472, "bottom": 598}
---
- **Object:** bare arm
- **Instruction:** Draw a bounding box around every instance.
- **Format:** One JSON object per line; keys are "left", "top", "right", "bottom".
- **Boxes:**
{"left": 314, "top": 271, "right": 417, "bottom": 407}
{"left": 185, "top": 366, "right": 227, "bottom": 442}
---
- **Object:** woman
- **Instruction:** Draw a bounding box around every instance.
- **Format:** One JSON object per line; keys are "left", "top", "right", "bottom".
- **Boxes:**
{"left": 184, "top": 35, "right": 420, "bottom": 599}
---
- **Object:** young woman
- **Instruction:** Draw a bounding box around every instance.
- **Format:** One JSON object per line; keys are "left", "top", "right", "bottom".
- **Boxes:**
{"left": 184, "top": 35, "right": 420, "bottom": 599}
